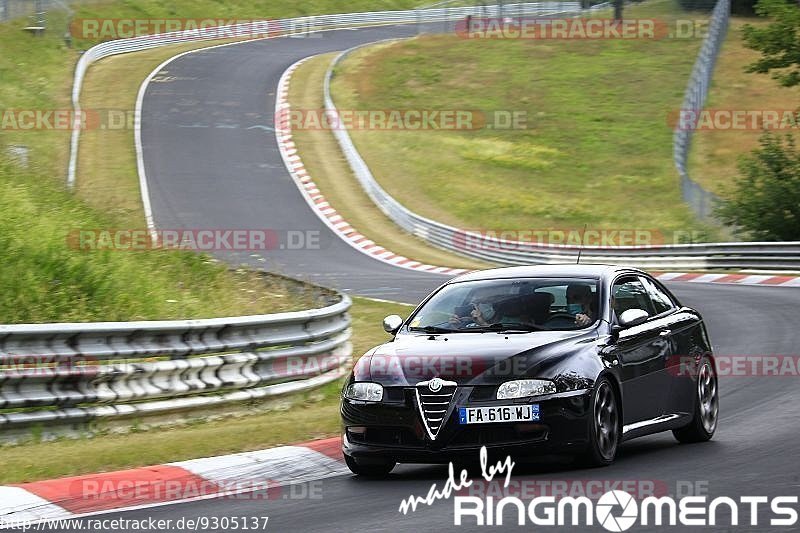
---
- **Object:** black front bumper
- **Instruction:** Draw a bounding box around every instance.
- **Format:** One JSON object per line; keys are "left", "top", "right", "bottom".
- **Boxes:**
{"left": 341, "top": 387, "right": 592, "bottom": 463}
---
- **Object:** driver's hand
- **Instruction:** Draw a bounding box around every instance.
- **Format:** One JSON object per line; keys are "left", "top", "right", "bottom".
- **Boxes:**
{"left": 449, "top": 314, "right": 465, "bottom": 325}
{"left": 575, "top": 313, "right": 591, "bottom": 327}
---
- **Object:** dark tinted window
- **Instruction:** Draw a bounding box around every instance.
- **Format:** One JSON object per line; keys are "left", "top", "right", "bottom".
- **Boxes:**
{"left": 639, "top": 276, "right": 675, "bottom": 315}
{"left": 612, "top": 277, "right": 653, "bottom": 318}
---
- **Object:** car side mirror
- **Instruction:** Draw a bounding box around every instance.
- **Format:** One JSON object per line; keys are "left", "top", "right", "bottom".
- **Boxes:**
{"left": 618, "top": 308, "right": 649, "bottom": 328}
{"left": 382, "top": 315, "right": 404, "bottom": 334}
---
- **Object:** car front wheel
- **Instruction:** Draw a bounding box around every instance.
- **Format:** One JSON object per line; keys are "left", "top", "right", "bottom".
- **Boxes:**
{"left": 578, "top": 377, "right": 620, "bottom": 467}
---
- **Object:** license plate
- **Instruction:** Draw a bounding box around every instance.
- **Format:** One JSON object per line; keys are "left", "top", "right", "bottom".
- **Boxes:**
{"left": 458, "top": 404, "right": 539, "bottom": 424}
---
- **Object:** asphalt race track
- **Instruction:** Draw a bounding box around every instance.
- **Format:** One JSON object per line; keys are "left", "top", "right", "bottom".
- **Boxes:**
{"left": 62, "top": 24, "right": 800, "bottom": 533}
{"left": 139, "top": 24, "right": 452, "bottom": 303}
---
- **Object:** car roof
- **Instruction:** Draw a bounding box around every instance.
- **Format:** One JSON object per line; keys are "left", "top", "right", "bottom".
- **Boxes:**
{"left": 449, "top": 264, "right": 645, "bottom": 283}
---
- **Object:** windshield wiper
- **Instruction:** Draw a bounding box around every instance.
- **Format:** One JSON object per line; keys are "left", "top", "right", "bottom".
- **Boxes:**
{"left": 408, "top": 325, "right": 460, "bottom": 334}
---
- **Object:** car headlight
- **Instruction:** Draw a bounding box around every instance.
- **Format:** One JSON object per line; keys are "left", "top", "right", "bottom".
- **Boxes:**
{"left": 497, "top": 379, "right": 556, "bottom": 399}
{"left": 344, "top": 382, "right": 383, "bottom": 402}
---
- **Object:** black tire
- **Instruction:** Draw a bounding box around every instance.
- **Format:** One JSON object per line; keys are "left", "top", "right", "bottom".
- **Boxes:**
{"left": 673, "top": 356, "right": 718, "bottom": 443}
{"left": 578, "top": 377, "right": 620, "bottom": 467}
{"left": 344, "top": 453, "right": 396, "bottom": 477}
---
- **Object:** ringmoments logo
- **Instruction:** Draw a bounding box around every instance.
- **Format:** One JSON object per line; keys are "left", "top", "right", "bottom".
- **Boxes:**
{"left": 396, "top": 448, "right": 799, "bottom": 530}
{"left": 453, "top": 490, "right": 800, "bottom": 528}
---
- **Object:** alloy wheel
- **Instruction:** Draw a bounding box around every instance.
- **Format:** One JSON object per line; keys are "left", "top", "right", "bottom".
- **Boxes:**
{"left": 697, "top": 361, "right": 719, "bottom": 434}
{"left": 594, "top": 381, "right": 619, "bottom": 460}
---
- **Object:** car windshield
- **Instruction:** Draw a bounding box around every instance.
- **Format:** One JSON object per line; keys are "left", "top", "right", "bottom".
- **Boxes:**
{"left": 407, "top": 277, "right": 601, "bottom": 332}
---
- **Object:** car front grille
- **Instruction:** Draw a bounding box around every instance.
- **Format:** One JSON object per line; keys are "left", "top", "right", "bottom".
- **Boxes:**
{"left": 415, "top": 381, "right": 457, "bottom": 439}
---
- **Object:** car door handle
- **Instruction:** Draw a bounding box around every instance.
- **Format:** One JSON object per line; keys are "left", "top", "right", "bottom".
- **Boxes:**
{"left": 659, "top": 329, "right": 671, "bottom": 336}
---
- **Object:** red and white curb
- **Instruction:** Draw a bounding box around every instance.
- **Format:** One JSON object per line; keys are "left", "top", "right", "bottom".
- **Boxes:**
{"left": 274, "top": 58, "right": 468, "bottom": 277}
{"left": 0, "top": 437, "right": 345, "bottom": 524}
{"left": 655, "top": 272, "right": 800, "bottom": 287}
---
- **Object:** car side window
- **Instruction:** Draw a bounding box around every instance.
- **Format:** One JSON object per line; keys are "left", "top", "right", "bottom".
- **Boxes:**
{"left": 611, "top": 277, "right": 654, "bottom": 320}
{"left": 639, "top": 276, "right": 675, "bottom": 315}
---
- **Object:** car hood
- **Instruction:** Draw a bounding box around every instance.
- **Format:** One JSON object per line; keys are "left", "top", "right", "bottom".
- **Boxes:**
{"left": 363, "top": 329, "right": 597, "bottom": 386}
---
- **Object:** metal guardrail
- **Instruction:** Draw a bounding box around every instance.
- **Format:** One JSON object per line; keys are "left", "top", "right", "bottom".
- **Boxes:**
{"left": 0, "top": 295, "right": 352, "bottom": 431}
{"left": 322, "top": 12, "right": 800, "bottom": 271}
{"left": 66, "top": 2, "right": 575, "bottom": 188}
{"left": 673, "top": 0, "right": 729, "bottom": 220}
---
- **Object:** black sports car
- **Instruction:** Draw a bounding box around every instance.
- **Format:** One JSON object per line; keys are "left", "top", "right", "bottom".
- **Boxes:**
{"left": 341, "top": 265, "right": 719, "bottom": 475}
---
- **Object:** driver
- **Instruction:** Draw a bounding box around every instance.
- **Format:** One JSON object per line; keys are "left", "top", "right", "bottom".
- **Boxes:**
{"left": 449, "top": 301, "right": 500, "bottom": 328}
{"left": 566, "top": 284, "right": 596, "bottom": 327}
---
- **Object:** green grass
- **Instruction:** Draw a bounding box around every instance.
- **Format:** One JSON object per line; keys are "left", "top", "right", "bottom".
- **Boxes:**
{"left": 332, "top": 0, "right": 722, "bottom": 242}
{"left": 0, "top": 11, "right": 75, "bottom": 181}
{"left": 0, "top": 296, "right": 411, "bottom": 484}
{"left": 0, "top": 160, "right": 330, "bottom": 322}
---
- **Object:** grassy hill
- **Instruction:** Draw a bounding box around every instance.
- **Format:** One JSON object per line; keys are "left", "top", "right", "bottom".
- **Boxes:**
{"left": 331, "top": 0, "right": 723, "bottom": 242}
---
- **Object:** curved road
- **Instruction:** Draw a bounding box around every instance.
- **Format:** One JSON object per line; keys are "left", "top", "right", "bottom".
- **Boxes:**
{"left": 114, "top": 25, "right": 800, "bottom": 532}
{"left": 140, "top": 25, "right": 450, "bottom": 303}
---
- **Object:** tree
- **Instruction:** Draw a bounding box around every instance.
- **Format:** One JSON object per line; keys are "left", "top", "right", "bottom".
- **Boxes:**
{"left": 716, "top": 132, "right": 800, "bottom": 241}
{"left": 742, "top": 0, "right": 800, "bottom": 87}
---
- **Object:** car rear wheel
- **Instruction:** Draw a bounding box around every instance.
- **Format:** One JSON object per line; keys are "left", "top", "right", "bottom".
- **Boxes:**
{"left": 673, "top": 357, "right": 718, "bottom": 443}
{"left": 344, "top": 453, "right": 396, "bottom": 477}
{"left": 578, "top": 377, "right": 619, "bottom": 467}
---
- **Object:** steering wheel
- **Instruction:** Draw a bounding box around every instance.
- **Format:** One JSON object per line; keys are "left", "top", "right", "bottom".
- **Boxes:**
{"left": 547, "top": 311, "right": 576, "bottom": 321}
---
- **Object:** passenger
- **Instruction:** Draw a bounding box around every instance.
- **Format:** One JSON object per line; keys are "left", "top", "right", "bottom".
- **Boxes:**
{"left": 566, "top": 284, "right": 595, "bottom": 327}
